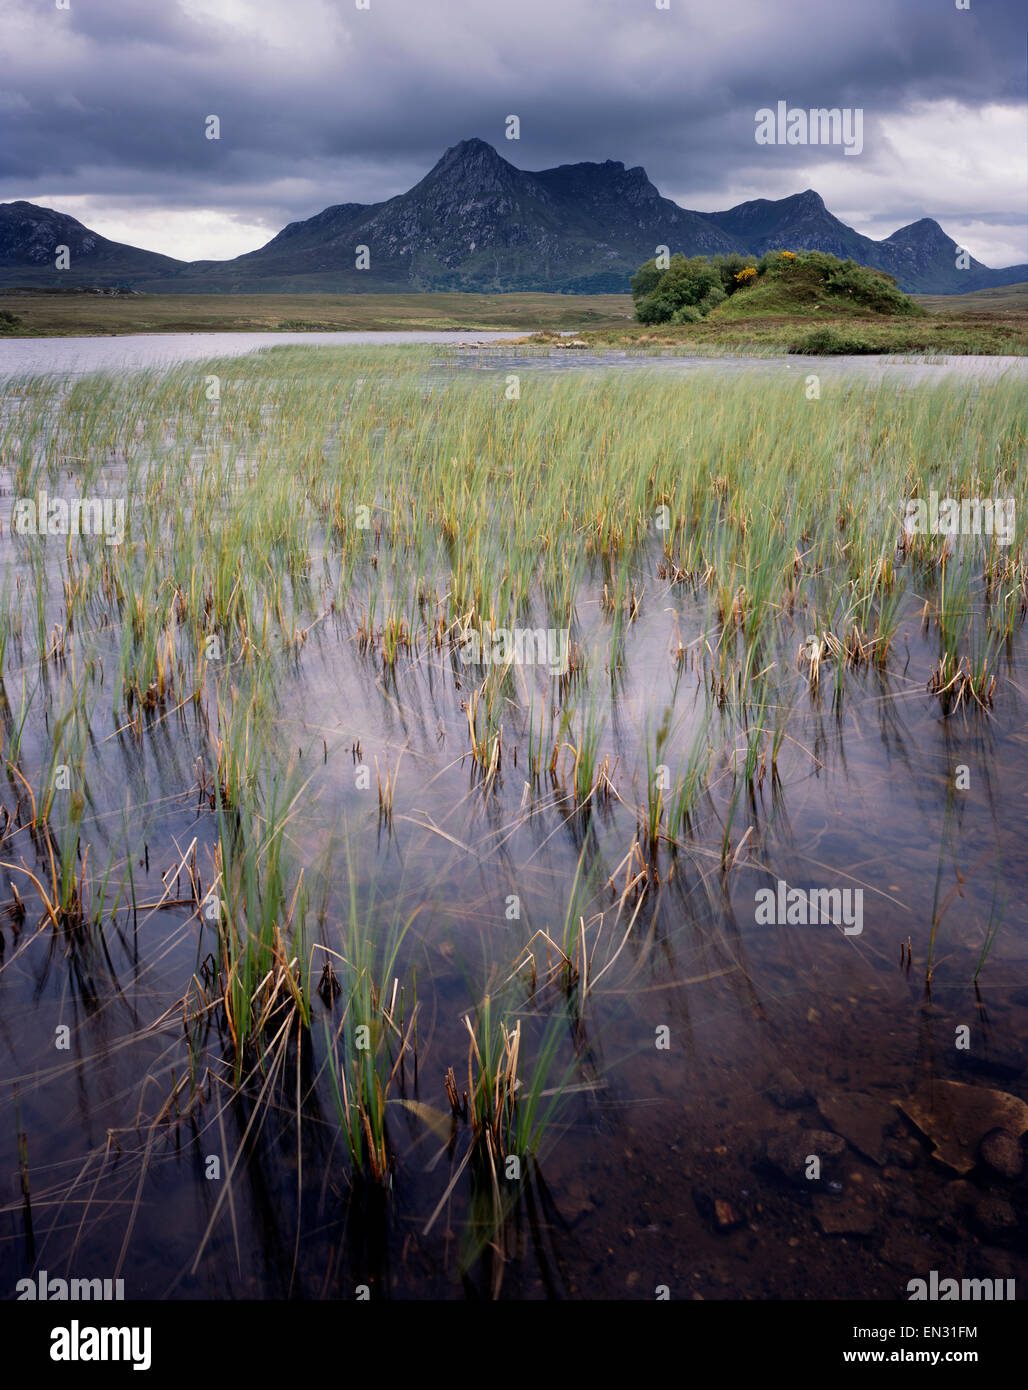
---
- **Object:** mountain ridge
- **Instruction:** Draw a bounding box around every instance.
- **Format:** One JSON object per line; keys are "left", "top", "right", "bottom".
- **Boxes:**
{"left": 1, "top": 139, "right": 1023, "bottom": 295}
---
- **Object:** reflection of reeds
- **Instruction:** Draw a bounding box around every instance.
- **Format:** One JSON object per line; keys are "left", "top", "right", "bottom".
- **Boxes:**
{"left": 211, "top": 779, "right": 312, "bottom": 1083}
{"left": 449, "top": 1001, "right": 522, "bottom": 1156}
{"left": 1, "top": 351, "right": 1024, "bottom": 1283}
{"left": 323, "top": 855, "right": 420, "bottom": 1183}
{"left": 926, "top": 651, "right": 996, "bottom": 712}
{"left": 14, "top": 1083, "right": 34, "bottom": 1260}
{"left": 973, "top": 878, "right": 1006, "bottom": 982}
{"left": 430, "top": 990, "right": 571, "bottom": 1295}
{"left": 2, "top": 700, "right": 97, "bottom": 930}
{"left": 374, "top": 752, "right": 401, "bottom": 822}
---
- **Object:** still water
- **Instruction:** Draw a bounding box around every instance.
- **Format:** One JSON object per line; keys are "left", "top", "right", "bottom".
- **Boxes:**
{"left": 0, "top": 343, "right": 1025, "bottom": 1301}
{"left": 1, "top": 331, "right": 1026, "bottom": 384}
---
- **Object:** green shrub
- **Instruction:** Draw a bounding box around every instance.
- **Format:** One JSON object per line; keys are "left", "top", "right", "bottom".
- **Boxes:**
{"left": 632, "top": 247, "right": 925, "bottom": 326}
{"left": 758, "top": 249, "right": 923, "bottom": 315}
{"left": 823, "top": 262, "right": 921, "bottom": 314}
{"left": 635, "top": 290, "right": 680, "bottom": 324}
{"left": 629, "top": 259, "right": 665, "bottom": 300}
{"left": 788, "top": 327, "right": 883, "bottom": 354}
{"left": 630, "top": 254, "right": 724, "bottom": 324}
{"left": 711, "top": 253, "right": 759, "bottom": 295}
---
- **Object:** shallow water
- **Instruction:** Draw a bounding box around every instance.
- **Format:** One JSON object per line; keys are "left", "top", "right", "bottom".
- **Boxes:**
{"left": 451, "top": 348, "right": 1028, "bottom": 385}
{"left": 0, "top": 332, "right": 1025, "bottom": 385}
{"left": 3, "top": 565, "right": 1024, "bottom": 1298}
{"left": 0, "top": 330, "right": 532, "bottom": 377}
{"left": 0, "top": 354, "right": 1025, "bottom": 1301}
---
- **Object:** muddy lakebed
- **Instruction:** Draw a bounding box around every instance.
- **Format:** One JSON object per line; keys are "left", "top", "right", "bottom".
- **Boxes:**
{"left": 0, "top": 341, "right": 1025, "bottom": 1299}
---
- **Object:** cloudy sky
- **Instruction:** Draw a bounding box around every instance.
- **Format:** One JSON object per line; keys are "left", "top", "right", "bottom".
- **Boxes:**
{"left": 2, "top": 0, "right": 1025, "bottom": 267}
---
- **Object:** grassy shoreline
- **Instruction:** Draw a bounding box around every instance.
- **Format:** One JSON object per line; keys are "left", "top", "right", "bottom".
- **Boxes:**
{"left": 573, "top": 308, "right": 1028, "bottom": 355}
{"left": 0, "top": 289, "right": 634, "bottom": 337}
{"left": 0, "top": 285, "right": 1025, "bottom": 353}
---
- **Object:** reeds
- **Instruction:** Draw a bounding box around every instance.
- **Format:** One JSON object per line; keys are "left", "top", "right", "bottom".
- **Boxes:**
{"left": 1, "top": 347, "right": 1023, "bottom": 1275}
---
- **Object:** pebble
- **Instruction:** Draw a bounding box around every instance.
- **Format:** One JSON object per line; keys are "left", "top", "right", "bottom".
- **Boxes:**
{"left": 978, "top": 1127, "right": 1023, "bottom": 1180}
{"left": 812, "top": 1195, "right": 876, "bottom": 1236}
{"left": 816, "top": 1090, "right": 894, "bottom": 1165}
{"left": 972, "top": 1195, "right": 1018, "bottom": 1239}
{"left": 692, "top": 1187, "right": 745, "bottom": 1233}
{"left": 764, "top": 1129, "right": 845, "bottom": 1185}
{"left": 714, "top": 1199, "right": 744, "bottom": 1232}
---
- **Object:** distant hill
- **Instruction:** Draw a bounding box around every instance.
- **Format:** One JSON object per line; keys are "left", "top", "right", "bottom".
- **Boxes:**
{"left": 704, "top": 190, "right": 1024, "bottom": 294}
{"left": 915, "top": 282, "right": 1028, "bottom": 313}
{"left": 0, "top": 201, "right": 185, "bottom": 286}
{"left": 705, "top": 188, "right": 874, "bottom": 263}
{"left": 2, "top": 140, "right": 1024, "bottom": 295}
{"left": 877, "top": 218, "right": 1026, "bottom": 294}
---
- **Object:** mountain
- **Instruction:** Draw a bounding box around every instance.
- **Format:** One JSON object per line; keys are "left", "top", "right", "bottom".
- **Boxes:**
{"left": 705, "top": 189, "right": 877, "bottom": 262}
{"left": 168, "top": 139, "right": 743, "bottom": 294}
{"left": 876, "top": 218, "right": 1026, "bottom": 294}
{"left": 1, "top": 142, "right": 1024, "bottom": 295}
{"left": 0, "top": 201, "right": 185, "bottom": 286}
{"left": 704, "top": 191, "right": 1027, "bottom": 294}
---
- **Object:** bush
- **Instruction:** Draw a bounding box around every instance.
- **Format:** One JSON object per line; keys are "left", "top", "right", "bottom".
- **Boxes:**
{"left": 788, "top": 327, "right": 882, "bottom": 355}
{"left": 630, "top": 253, "right": 727, "bottom": 324}
{"left": 0, "top": 310, "right": 23, "bottom": 328}
{"left": 635, "top": 290, "right": 681, "bottom": 324}
{"left": 631, "top": 247, "right": 924, "bottom": 325}
{"left": 758, "top": 248, "right": 837, "bottom": 280}
{"left": 823, "top": 262, "right": 921, "bottom": 315}
{"left": 629, "top": 260, "right": 665, "bottom": 301}
{"left": 758, "top": 249, "right": 924, "bottom": 315}
{"left": 711, "top": 253, "right": 759, "bottom": 295}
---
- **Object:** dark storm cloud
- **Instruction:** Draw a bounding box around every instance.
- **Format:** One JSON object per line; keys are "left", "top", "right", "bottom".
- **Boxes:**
{"left": 1, "top": 0, "right": 1023, "bottom": 260}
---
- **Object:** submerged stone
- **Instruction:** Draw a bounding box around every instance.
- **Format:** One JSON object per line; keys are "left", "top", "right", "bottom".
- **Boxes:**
{"left": 894, "top": 1082, "right": 1028, "bottom": 1175}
